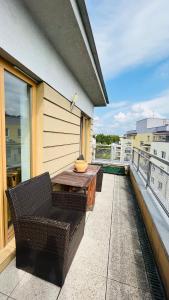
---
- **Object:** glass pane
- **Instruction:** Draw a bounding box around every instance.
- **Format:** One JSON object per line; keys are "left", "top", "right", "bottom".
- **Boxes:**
{"left": 5, "top": 71, "right": 31, "bottom": 228}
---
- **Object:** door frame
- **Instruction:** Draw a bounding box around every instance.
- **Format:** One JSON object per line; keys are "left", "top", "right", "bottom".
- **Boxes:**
{"left": 0, "top": 58, "right": 37, "bottom": 248}
{"left": 80, "top": 114, "right": 92, "bottom": 162}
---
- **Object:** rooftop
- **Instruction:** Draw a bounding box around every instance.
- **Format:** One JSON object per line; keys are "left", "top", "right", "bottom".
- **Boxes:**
{"left": 0, "top": 174, "right": 163, "bottom": 300}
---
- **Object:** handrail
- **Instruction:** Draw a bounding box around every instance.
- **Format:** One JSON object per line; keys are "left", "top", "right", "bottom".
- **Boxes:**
{"left": 132, "top": 148, "right": 169, "bottom": 218}
{"left": 133, "top": 147, "right": 169, "bottom": 167}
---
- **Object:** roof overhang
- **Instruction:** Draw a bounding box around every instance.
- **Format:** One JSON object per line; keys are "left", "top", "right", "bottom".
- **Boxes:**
{"left": 154, "top": 132, "right": 169, "bottom": 135}
{"left": 22, "top": 0, "right": 108, "bottom": 106}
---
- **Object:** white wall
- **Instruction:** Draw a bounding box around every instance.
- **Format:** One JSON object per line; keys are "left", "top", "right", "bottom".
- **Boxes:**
{"left": 0, "top": 0, "right": 94, "bottom": 117}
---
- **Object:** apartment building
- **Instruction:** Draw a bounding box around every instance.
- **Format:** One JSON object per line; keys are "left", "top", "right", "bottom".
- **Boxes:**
{"left": 126, "top": 118, "right": 169, "bottom": 152}
{"left": 111, "top": 137, "right": 132, "bottom": 162}
{"left": 150, "top": 138, "right": 169, "bottom": 201}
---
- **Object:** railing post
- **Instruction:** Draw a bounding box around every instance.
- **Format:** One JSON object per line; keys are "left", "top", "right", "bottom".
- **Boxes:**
{"left": 132, "top": 149, "right": 134, "bottom": 164}
{"left": 146, "top": 161, "right": 151, "bottom": 188}
{"left": 111, "top": 143, "right": 113, "bottom": 162}
{"left": 137, "top": 152, "right": 140, "bottom": 171}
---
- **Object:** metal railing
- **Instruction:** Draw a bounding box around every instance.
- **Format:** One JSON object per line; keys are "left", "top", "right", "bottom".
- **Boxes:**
{"left": 93, "top": 143, "right": 132, "bottom": 163}
{"left": 95, "top": 144, "right": 111, "bottom": 160}
{"left": 132, "top": 147, "right": 169, "bottom": 217}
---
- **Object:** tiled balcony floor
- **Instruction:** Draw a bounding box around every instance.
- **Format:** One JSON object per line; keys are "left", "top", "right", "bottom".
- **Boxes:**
{"left": 0, "top": 174, "right": 153, "bottom": 300}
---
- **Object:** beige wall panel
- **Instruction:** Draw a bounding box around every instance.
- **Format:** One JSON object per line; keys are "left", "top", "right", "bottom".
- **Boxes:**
{"left": 44, "top": 132, "right": 80, "bottom": 147}
{"left": 43, "top": 152, "right": 79, "bottom": 174}
{"left": 44, "top": 100, "right": 80, "bottom": 125}
{"left": 44, "top": 84, "right": 81, "bottom": 117}
{"left": 42, "top": 83, "right": 84, "bottom": 175}
{"left": 44, "top": 115, "right": 80, "bottom": 134}
{"left": 43, "top": 144, "right": 80, "bottom": 162}
{"left": 51, "top": 162, "right": 74, "bottom": 177}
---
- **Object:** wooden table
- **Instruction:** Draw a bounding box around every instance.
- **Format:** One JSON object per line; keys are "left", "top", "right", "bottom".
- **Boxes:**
{"left": 52, "top": 165, "right": 100, "bottom": 210}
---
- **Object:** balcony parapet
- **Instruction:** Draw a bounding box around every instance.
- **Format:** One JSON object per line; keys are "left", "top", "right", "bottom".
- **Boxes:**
{"left": 130, "top": 164, "right": 169, "bottom": 298}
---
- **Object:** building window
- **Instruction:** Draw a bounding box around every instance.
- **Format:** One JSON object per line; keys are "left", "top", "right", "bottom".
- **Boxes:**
{"left": 6, "top": 128, "right": 10, "bottom": 138}
{"left": 151, "top": 165, "right": 156, "bottom": 171}
{"left": 151, "top": 177, "right": 154, "bottom": 184}
{"left": 158, "top": 181, "right": 163, "bottom": 190}
{"left": 160, "top": 169, "right": 164, "bottom": 176}
{"left": 147, "top": 135, "right": 150, "bottom": 142}
{"left": 18, "top": 128, "right": 21, "bottom": 137}
{"left": 153, "top": 149, "right": 157, "bottom": 155}
{"left": 161, "top": 151, "right": 166, "bottom": 159}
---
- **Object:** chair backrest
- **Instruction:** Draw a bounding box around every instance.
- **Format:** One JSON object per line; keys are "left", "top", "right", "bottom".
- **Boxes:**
{"left": 6, "top": 172, "right": 52, "bottom": 220}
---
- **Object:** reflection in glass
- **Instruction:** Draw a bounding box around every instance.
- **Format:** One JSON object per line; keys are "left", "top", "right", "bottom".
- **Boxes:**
{"left": 5, "top": 72, "right": 31, "bottom": 228}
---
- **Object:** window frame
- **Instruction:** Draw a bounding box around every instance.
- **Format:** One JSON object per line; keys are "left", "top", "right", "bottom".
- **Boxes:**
{"left": 0, "top": 58, "right": 37, "bottom": 248}
{"left": 153, "top": 149, "right": 157, "bottom": 156}
{"left": 161, "top": 151, "right": 166, "bottom": 159}
{"left": 158, "top": 181, "right": 163, "bottom": 190}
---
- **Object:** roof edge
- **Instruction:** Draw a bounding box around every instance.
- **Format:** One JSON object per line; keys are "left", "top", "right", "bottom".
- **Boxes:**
{"left": 76, "top": 0, "right": 109, "bottom": 104}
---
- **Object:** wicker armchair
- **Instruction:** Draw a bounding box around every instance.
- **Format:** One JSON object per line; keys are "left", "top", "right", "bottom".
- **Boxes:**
{"left": 6, "top": 172, "right": 87, "bottom": 286}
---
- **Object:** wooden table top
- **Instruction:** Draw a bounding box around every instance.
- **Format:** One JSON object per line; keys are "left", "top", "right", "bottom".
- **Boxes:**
{"left": 51, "top": 165, "right": 100, "bottom": 188}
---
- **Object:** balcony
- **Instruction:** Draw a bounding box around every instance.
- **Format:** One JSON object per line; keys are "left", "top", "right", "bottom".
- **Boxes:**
{"left": 0, "top": 173, "right": 166, "bottom": 299}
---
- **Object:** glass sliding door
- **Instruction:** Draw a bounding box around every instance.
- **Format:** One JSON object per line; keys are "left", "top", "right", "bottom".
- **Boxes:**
{"left": 4, "top": 71, "right": 31, "bottom": 228}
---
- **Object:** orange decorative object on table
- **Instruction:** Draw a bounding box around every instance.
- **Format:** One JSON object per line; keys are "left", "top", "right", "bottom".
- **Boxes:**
{"left": 74, "top": 160, "right": 88, "bottom": 173}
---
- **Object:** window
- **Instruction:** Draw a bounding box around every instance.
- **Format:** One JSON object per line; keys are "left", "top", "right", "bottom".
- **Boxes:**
{"left": 5, "top": 71, "right": 31, "bottom": 228}
{"left": 161, "top": 151, "right": 166, "bottom": 159}
{"left": 80, "top": 115, "right": 91, "bottom": 161}
{"left": 151, "top": 177, "right": 154, "bottom": 184}
{"left": 18, "top": 128, "right": 21, "bottom": 137}
{"left": 147, "top": 136, "right": 150, "bottom": 142}
{"left": 160, "top": 169, "right": 164, "bottom": 176}
{"left": 158, "top": 181, "right": 163, "bottom": 190}
{"left": 151, "top": 165, "right": 155, "bottom": 171}
{"left": 6, "top": 128, "right": 10, "bottom": 138}
{"left": 153, "top": 149, "right": 157, "bottom": 155}
{"left": 140, "top": 141, "right": 144, "bottom": 146}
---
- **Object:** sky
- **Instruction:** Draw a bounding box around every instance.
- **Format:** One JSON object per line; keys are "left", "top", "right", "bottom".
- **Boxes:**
{"left": 86, "top": 0, "right": 169, "bottom": 135}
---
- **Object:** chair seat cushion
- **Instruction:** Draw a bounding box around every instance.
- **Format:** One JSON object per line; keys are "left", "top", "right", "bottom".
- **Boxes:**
{"left": 35, "top": 203, "right": 84, "bottom": 238}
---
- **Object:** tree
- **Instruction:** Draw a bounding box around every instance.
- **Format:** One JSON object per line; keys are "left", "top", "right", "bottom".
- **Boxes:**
{"left": 96, "top": 134, "right": 119, "bottom": 145}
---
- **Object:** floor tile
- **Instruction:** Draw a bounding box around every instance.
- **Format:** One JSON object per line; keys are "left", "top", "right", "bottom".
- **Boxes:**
{"left": 10, "top": 273, "right": 60, "bottom": 300}
{"left": 58, "top": 268, "right": 106, "bottom": 300}
{"left": 0, "top": 260, "right": 26, "bottom": 296}
{"left": 0, "top": 293, "right": 8, "bottom": 300}
{"left": 106, "top": 279, "right": 152, "bottom": 300}
{"left": 74, "top": 235, "right": 109, "bottom": 277}
{"left": 84, "top": 220, "right": 110, "bottom": 242}
{"left": 108, "top": 254, "right": 149, "bottom": 291}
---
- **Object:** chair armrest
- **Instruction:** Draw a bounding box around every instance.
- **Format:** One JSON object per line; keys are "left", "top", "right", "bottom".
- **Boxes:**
{"left": 18, "top": 216, "right": 70, "bottom": 256}
{"left": 52, "top": 191, "right": 87, "bottom": 211}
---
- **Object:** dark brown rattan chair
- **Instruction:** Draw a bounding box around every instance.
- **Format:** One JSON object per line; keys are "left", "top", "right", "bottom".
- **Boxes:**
{"left": 6, "top": 172, "right": 87, "bottom": 286}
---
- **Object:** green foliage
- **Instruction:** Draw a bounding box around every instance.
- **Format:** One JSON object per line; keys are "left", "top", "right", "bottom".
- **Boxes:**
{"left": 96, "top": 134, "right": 120, "bottom": 145}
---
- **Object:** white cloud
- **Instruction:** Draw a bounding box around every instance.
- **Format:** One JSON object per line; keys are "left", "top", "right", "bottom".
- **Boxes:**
{"left": 87, "top": 0, "right": 169, "bottom": 78}
{"left": 93, "top": 90, "right": 169, "bottom": 134}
